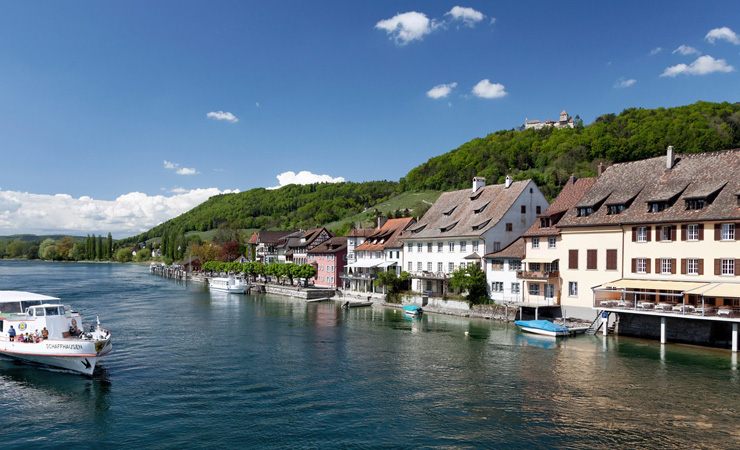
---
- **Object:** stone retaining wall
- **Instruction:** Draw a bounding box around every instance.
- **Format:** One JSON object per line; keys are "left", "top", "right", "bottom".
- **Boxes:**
{"left": 263, "top": 284, "right": 335, "bottom": 300}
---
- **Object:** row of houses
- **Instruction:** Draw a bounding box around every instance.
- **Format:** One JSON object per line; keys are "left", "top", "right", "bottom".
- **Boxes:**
{"left": 244, "top": 147, "right": 740, "bottom": 348}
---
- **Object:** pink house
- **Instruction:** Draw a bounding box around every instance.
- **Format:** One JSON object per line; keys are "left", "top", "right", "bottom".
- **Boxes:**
{"left": 307, "top": 236, "right": 347, "bottom": 289}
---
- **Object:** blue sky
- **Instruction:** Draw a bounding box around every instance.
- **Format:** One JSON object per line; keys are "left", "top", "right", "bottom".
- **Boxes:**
{"left": 0, "top": 1, "right": 739, "bottom": 238}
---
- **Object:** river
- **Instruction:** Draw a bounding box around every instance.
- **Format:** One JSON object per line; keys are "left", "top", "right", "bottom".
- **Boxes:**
{"left": 0, "top": 261, "right": 737, "bottom": 448}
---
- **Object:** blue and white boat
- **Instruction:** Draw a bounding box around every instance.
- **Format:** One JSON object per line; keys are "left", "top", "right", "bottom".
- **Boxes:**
{"left": 514, "top": 319, "right": 570, "bottom": 337}
{"left": 403, "top": 305, "right": 423, "bottom": 316}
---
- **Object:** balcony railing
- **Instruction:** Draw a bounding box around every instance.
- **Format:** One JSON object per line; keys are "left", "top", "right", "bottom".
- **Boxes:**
{"left": 517, "top": 270, "right": 559, "bottom": 280}
{"left": 409, "top": 271, "right": 448, "bottom": 280}
{"left": 594, "top": 290, "right": 739, "bottom": 318}
{"left": 340, "top": 272, "right": 377, "bottom": 280}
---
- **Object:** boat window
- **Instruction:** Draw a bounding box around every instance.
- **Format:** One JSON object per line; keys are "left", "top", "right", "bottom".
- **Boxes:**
{"left": 21, "top": 300, "right": 43, "bottom": 311}
{"left": 45, "top": 307, "right": 59, "bottom": 316}
{"left": 35, "top": 307, "right": 46, "bottom": 316}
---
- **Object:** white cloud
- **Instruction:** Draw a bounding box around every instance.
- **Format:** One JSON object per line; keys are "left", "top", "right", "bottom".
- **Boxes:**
{"left": 614, "top": 78, "right": 637, "bottom": 88}
{"left": 705, "top": 27, "right": 740, "bottom": 45}
{"left": 472, "top": 79, "right": 507, "bottom": 99}
{"left": 375, "top": 11, "right": 438, "bottom": 45}
{"left": 446, "top": 6, "right": 485, "bottom": 27}
{"left": 0, "top": 188, "right": 238, "bottom": 239}
{"left": 660, "top": 55, "right": 734, "bottom": 77}
{"left": 672, "top": 45, "right": 700, "bottom": 56}
{"left": 649, "top": 47, "right": 662, "bottom": 56}
{"left": 163, "top": 160, "right": 200, "bottom": 176}
{"left": 426, "top": 82, "right": 457, "bottom": 99}
{"left": 206, "top": 111, "right": 239, "bottom": 123}
{"left": 268, "top": 171, "right": 345, "bottom": 190}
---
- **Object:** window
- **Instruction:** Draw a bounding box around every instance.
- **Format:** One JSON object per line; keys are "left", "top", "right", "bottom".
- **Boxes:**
{"left": 606, "top": 249, "right": 618, "bottom": 271}
{"left": 491, "top": 260, "right": 503, "bottom": 271}
{"left": 607, "top": 204, "right": 625, "bottom": 215}
{"left": 494, "top": 242, "right": 501, "bottom": 252}
{"left": 661, "top": 258, "right": 672, "bottom": 274}
{"left": 449, "top": 242, "right": 455, "bottom": 252}
{"left": 448, "top": 262, "right": 454, "bottom": 273}
{"left": 408, "top": 262, "right": 413, "bottom": 271}
{"left": 460, "top": 241, "right": 467, "bottom": 252}
{"left": 437, "top": 242, "right": 443, "bottom": 252}
{"left": 660, "top": 226, "right": 674, "bottom": 242}
{"left": 540, "top": 217, "right": 551, "bottom": 227}
{"left": 506, "top": 223, "right": 513, "bottom": 232}
{"left": 722, "top": 259, "right": 735, "bottom": 276}
{"left": 491, "top": 282, "right": 503, "bottom": 293}
{"left": 722, "top": 223, "right": 735, "bottom": 241}
{"left": 417, "top": 262, "right": 422, "bottom": 271}
{"left": 687, "top": 259, "right": 699, "bottom": 275}
{"left": 577, "top": 206, "right": 593, "bottom": 217}
{"left": 528, "top": 283, "right": 540, "bottom": 296}
{"left": 532, "top": 238, "right": 539, "bottom": 249}
{"left": 427, "top": 262, "right": 432, "bottom": 272}
{"left": 375, "top": 251, "right": 382, "bottom": 259}
{"left": 417, "top": 243, "right": 423, "bottom": 252}
{"left": 636, "top": 258, "right": 647, "bottom": 274}
{"left": 509, "top": 260, "right": 521, "bottom": 271}
{"left": 587, "top": 250, "right": 597, "bottom": 270}
{"left": 427, "top": 243, "right": 433, "bottom": 252}
{"left": 568, "top": 250, "right": 578, "bottom": 270}
{"left": 548, "top": 237, "right": 556, "bottom": 249}
{"left": 437, "top": 262, "right": 443, "bottom": 272}
{"left": 687, "top": 224, "right": 699, "bottom": 241}
{"left": 521, "top": 205, "right": 526, "bottom": 214}
{"left": 536, "top": 206, "right": 541, "bottom": 214}
{"left": 529, "top": 263, "right": 541, "bottom": 272}
{"left": 511, "top": 283, "right": 520, "bottom": 294}
{"left": 637, "top": 227, "right": 648, "bottom": 242}
{"left": 685, "top": 198, "right": 706, "bottom": 210}
{"left": 408, "top": 243, "right": 413, "bottom": 252}
{"left": 648, "top": 202, "right": 667, "bottom": 213}
{"left": 472, "top": 242, "right": 479, "bottom": 252}
{"left": 569, "top": 282, "right": 578, "bottom": 297}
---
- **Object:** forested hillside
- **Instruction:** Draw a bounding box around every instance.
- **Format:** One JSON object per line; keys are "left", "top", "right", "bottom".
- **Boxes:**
{"left": 400, "top": 101, "right": 740, "bottom": 199}
{"left": 131, "top": 101, "right": 740, "bottom": 242}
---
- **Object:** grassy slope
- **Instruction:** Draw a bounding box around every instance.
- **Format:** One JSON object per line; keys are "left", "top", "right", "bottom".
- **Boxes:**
{"left": 324, "top": 190, "right": 442, "bottom": 231}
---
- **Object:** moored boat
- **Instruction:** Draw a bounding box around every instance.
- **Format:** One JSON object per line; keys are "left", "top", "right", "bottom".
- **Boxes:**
{"left": 209, "top": 275, "right": 248, "bottom": 294}
{"left": 403, "top": 305, "right": 423, "bottom": 316}
{"left": 514, "top": 319, "right": 570, "bottom": 337}
{"left": 0, "top": 291, "right": 112, "bottom": 376}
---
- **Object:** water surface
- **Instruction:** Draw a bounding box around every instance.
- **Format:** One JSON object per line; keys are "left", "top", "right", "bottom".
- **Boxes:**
{"left": 0, "top": 261, "right": 737, "bottom": 448}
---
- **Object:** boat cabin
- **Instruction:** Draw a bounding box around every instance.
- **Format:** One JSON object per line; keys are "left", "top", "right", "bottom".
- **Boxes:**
{"left": 0, "top": 291, "right": 82, "bottom": 340}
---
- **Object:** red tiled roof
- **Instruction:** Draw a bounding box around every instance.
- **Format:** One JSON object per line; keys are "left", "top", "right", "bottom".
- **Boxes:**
{"left": 308, "top": 236, "right": 348, "bottom": 254}
{"left": 522, "top": 176, "right": 596, "bottom": 237}
{"left": 484, "top": 237, "right": 525, "bottom": 259}
{"left": 355, "top": 217, "right": 416, "bottom": 251}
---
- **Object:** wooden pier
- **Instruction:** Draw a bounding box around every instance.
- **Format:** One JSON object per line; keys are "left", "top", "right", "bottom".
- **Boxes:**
{"left": 150, "top": 264, "right": 188, "bottom": 281}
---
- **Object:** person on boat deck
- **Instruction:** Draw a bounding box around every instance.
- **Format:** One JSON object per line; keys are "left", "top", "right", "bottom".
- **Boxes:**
{"left": 34, "top": 329, "right": 41, "bottom": 340}
{"left": 41, "top": 327, "right": 48, "bottom": 340}
{"left": 8, "top": 325, "right": 15, "bottom": 341}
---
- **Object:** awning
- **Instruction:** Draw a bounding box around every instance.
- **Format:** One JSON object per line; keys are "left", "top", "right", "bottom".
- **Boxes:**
{"left": 347, "top": 260, "right": 382, "bottom": 268}
{"left": 522, "top": 258, "right": 558, "bottom": 264}
{"left": 598, "top": 279, "right": 708, "bottom": 292}
{"left": 377, "top": 261, "right": 398, "bottom": 268}
{"left": 700, "top": 283, "right": 740, "bottom": 298}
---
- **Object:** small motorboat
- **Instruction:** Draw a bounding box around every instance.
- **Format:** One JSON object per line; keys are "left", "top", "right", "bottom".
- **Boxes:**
{"left": 514, "top": 319, "right": 570, "bottom": 337}
{"left": 403, "top": 305, "right": 423, "bottom": 316}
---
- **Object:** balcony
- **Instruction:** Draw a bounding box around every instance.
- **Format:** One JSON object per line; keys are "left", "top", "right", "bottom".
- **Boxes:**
{"left": 340, "top": 272, "right": 377, "bottom": 280}
{"left": 409, "top": 271, "right": 448, "bottom": 280}
{"left": 517, "top": 270, "right": 559, "bottom": 280}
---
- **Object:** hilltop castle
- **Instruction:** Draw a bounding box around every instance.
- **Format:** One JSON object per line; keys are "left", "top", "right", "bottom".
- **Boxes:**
{"left": 524, "top": 110, "right": 574, "bottom": 130}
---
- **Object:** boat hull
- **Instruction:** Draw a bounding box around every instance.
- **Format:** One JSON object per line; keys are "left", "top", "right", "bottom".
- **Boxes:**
{"left": 0, "top": 339, "right": 112, "bottom": 376}
{"left": 514, "top": 320, "right": 570, "bottom": 337}
{"left": 209, "top": 286, "right": 246, "bottom": 294}
{"left": 516, "top": 325, "right": 568, "bottom": 337}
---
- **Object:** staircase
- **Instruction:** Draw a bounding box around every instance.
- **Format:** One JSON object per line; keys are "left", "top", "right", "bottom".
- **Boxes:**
{"left": 586, "top": 310, "right": 618, "bottom": 335}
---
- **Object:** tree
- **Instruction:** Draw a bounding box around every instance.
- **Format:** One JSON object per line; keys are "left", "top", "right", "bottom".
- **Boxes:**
{"left": 219, "top": 241, "right": 242, "bottom": 262}
{"left": 449, "top": 264, "right": 488, "bottom": 305}
{"left": 115, "top": 247, "right": 133, "bottom": 263}
{"left": 96, "top": 235, "right": 103, "bottom": 260}
{"left": 107, "top": 232, "right": 113, "bottom": 259}
{"left": 56, "top": 236, "right": 75, "bottom": 260}
{"left": 135, "top": 248, "right": 151, "bottom": 262}
{"left": 39, "top": 239, "right": 57, "bottom": 260}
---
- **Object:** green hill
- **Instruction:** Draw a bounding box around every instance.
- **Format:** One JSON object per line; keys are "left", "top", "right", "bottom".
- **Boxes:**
{"left": 130, "top": 100, "right": 740, "bottom": 243}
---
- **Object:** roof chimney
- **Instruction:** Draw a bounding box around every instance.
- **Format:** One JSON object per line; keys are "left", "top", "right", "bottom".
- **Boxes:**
{"left": 377, "top": 216, "right": 387, "bottom": 229}
{"left": 666, "top": 145, "right": 675, "bottom": 170}
{"left": 504, "top": 175, "right": 513, "bottom": 189}
{"left": 597, "top": 163, "right": 605, "bottom": 176}
{"left": 570, "top": 173, "right": 577, "bottom": 184}
{"left": 473, "top": 177, "right": 486, "bottom": 192}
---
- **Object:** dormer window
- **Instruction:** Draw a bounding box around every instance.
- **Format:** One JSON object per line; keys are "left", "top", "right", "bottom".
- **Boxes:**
{"left": 685, "top": 198, "right": 706, "bottom": 210}
{"left": 440, "top": 221, "right": 458, "bottom": 232}
{"left": 540, "top": 217, "right": 551, "bottom": 227}
{"left": 648, "top": 202, "right": 667, "bottom": 213}
{"left": 471, "top": 219, "right": 491, "bottom": 231}
{"left": 473, "top": 202, "right": 490, "bottom": 214}
{"left": 470, "top": 191, "right": 482, "bottom": 201}
{"left": 606, "top": 204, "right": 625, "bottom": 215}
{"left": 577, "top": 207, "right": 593, "bottom": 217}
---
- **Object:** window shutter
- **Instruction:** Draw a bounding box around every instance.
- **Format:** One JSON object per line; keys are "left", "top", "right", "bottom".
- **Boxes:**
{"left": 680, "top": 258, "right": 686, "bottom": 275}
{"left": 698, "top": 224, "right": 704, "bottom": 241}
{"left": 736, "top": 259, "right": 740, "bottom": 276}
{"left": 681, "top": 225, "right": 687, "bottom": 241}
{"left": 646, "top": 226, "right": 652, "bottom": 242}
{"left": 631, "top": 258, "right": 636, "bottom": 273}
{"left": 715, "top": 224, "right": 721, "bottom": 241}
{"left": 646, "top": 259, "right": 651, "bottom": 274}
{"left": 568, "top": 250, "right": 578, "bottom": 270}
{"left": 655, "top": 227, "right": 660, "bottom": 242}
{"left": 671, "top": 226, "right": 676, "bottom": 242}
{"left": 587, "top": 250, "right": 597, "bottom": 270}
{"left": 714, "top": 259, "right": 721, "bottom": 275}
{"left": 655, "top": 258, "right": 660, "bottom": 273}
{"left": 632, "top": 227, "right": 637, "bottom": 242}
{"left": 671, "top": 258, "right": 676, "bottom": 274}
{"left": 698, "top": 259, "right": 704, "bottom": 275}
{"left": 606, "top": 249, "right": 617, "bottom": 270}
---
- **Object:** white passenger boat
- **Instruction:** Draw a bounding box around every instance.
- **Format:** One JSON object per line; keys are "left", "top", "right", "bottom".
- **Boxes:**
{"left": 209, "top": 275, "right": 248, "bottom": 294}
{"left": 0, "top": 291, "right": 112, "bottom": 376}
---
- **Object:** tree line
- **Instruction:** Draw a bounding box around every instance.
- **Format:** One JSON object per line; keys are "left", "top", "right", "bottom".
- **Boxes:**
{"left": 201, "top": 260, "right": 317, "bottom": 286}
